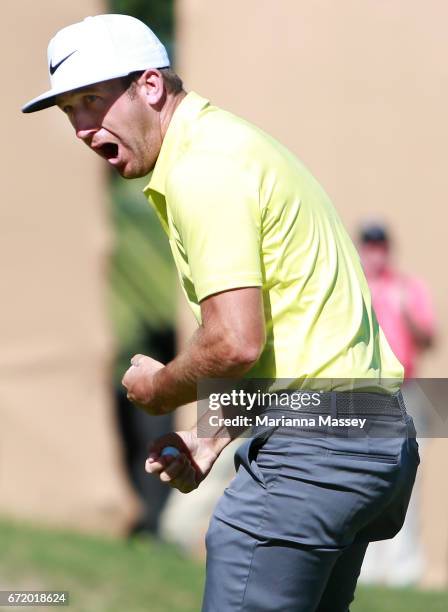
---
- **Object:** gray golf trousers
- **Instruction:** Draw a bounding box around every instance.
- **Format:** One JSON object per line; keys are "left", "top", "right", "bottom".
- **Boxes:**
{"left": 202, "top": 391, "right": 420, "bottom": 611}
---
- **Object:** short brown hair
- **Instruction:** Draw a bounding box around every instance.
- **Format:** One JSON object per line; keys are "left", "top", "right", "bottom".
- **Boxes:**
{"left": 122, "top": 68, "right": 183, "bottom": 97}
{"left": 159, "top": 67, "right": 184, "bottom": 94}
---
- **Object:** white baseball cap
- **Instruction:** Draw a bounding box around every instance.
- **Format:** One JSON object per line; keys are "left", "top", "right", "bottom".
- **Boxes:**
{"left": 22, "top": 14, "right": 170, "bottom": 113}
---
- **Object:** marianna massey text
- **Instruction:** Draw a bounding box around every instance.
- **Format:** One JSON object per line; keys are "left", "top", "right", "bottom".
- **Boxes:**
{"left": 208, "top": 415, "right": 367, "bottom": 429}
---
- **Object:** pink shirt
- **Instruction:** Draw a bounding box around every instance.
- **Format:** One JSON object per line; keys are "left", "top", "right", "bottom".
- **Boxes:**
{"left": 367, "top": 267, "right": 435, "bottom": 378}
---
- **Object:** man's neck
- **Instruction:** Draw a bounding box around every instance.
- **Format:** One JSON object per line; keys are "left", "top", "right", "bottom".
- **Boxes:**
{"left": 160, "top": 90, "right": 188, "bottom": 139}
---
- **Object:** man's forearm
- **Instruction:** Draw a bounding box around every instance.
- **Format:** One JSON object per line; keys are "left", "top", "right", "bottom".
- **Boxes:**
{"left": 403, "top": 310, "right": 434, "bottom": 349}
{"left": 149, "top": 324, "right": 257, "bottom": 413}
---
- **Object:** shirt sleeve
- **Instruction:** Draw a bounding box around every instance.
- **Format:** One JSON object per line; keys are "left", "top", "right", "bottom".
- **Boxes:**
{"left": 166, "top": 152, "right": 263, "bottom": 302}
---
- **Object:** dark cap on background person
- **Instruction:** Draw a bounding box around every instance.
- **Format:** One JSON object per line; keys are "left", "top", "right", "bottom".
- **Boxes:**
{"left": 359, "top": 222, "right": 389, "bottom": 244}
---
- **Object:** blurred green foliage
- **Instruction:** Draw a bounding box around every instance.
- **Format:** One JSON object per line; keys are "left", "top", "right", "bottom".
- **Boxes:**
{"left": 109, "top": 0, "right": 175, "bottom": 55}
{"left": 108, "top": 175, "right": 176, "bottom": 381}
{"left": 107, "top": 0, "right": 177, "bottom": 379}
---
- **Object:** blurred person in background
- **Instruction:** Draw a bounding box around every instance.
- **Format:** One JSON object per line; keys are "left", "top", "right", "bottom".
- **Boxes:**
{"left": 358, "top": 223, "right": 434, "bottom": 380}
{"left": 358, "top": 222, "right": 436, "bottom": 585}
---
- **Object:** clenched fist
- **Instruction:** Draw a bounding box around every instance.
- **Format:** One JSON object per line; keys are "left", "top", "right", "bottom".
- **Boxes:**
{"left": 121, "top": 354, "right": 165, "bottom": 414}
{"left": 146, "top": 430, "right": 219, "bottom": 494}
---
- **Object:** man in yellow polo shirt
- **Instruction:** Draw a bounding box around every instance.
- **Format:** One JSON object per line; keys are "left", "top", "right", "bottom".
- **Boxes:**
{"left": 142, "top": 89, "right": 403, "bottom": 386}
{"left": 23, "top": 15, "right": 419, "bottom": 612}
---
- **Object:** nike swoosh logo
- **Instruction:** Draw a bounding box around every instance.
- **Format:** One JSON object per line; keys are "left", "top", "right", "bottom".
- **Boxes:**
{"left": 49, "top": 50, "right": 78, "bottom": 75}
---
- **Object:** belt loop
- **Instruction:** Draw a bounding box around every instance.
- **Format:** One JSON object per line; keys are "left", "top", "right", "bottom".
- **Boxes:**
{"left": 330, "top": 392, "right": 337, "bottom": 418}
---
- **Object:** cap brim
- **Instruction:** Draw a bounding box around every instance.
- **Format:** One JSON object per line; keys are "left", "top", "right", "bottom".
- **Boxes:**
{"left": 22, "top": 89, "right": 60, "bottom": 113}
{"left": 20, "top": 75, "right": 124, "bottom": 113}
{"left": 21, "top": 67, "right": 169, "bottom": 113}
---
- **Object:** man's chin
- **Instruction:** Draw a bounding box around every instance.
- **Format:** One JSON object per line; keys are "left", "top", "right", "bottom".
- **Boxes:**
{"left": 115, "top": 164, "right": 148, "bottom": 180}
{"left": 115, "top": 163, "right": 151, "bottom": 179}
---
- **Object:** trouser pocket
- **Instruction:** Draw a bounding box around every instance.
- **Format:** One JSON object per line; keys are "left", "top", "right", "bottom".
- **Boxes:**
{"left": 234, "top": 426, "right": 279, "bottom": 487}
{"left": 327, "top": 449, "right": 399, "bottom": 464}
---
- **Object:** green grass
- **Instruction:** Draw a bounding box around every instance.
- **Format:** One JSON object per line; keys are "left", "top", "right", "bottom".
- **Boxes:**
{"left": 353, "top": 585, "right": 448, "bottom": 612}
{"left": 0, "top": 518, "right": 446, "bottom": 611}
{"left": 0, "top": 519, "right": 203, "bottom": 612}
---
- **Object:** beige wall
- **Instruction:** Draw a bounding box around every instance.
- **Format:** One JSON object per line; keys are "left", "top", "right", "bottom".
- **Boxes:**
{"left": 176, "top": 0, "right": 448, "bottom": 586}
{"left": 0, "top": 1, "right": 138, "bottom": 533}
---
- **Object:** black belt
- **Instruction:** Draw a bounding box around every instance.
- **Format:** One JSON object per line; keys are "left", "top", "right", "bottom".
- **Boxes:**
{"left": 259, "top": 390, "right": 405, "bottom": 417}
{"left": 252, "top": 390, "right": 408, "bottom": 439}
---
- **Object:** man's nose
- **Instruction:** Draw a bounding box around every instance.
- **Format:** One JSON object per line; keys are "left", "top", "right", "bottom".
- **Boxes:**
{"left": 72, "top": 111, "right": 100, "bottom": 142}
{"left": 76, "top": 125, "right": 98, "bottom": 142}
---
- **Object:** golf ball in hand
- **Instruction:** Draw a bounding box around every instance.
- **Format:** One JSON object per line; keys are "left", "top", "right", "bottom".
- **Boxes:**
{"left": 161, "top": 446, "right": 181, "bottom": 458}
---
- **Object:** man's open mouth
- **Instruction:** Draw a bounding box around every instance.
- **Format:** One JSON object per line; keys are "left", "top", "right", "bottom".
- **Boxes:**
{"left": 97, "top": 142, "right": 119, "bottom": 160}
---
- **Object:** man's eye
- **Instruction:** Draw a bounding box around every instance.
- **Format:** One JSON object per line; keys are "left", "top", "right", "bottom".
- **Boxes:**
{"left": 85, "top": 95, "right": 99, "bottom": 104}
{"left": 62, "top": 105, "right": 73, "bottom": 114}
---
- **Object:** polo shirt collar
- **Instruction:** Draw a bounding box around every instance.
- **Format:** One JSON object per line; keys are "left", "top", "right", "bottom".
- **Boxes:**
{"left": 143, "top": 91, "right": 210, "bottom": 198}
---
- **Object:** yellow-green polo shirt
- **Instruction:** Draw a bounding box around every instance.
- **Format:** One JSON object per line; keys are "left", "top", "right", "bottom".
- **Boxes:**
{"left": 144, "top": 92, "right": 403, "bottom": 390}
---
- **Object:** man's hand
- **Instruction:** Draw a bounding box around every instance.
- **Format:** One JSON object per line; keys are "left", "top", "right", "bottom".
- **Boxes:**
{"left": 122, "top": 354, "right": 165, "bottom": 414}
{"left": 145, "top": 430, "right": 219, "bottom": 494}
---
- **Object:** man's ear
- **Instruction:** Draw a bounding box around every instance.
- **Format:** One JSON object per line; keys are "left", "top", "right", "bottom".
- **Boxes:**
{"left": 140, "top": 69, "right": 165, "bottom": 106}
